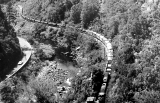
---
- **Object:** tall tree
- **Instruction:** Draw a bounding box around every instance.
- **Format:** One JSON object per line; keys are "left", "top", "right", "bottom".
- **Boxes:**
{"left": 81, "top": 0, "right": 99, "bottom": 28}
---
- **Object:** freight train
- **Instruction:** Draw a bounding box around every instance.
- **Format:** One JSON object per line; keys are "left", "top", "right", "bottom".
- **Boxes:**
{"left": 18, "top": 5, "right": 113, "bottom": 103}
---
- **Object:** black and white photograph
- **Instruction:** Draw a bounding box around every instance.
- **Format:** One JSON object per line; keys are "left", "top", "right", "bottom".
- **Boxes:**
{"left": 0, "top": 0, "right": 160, "bottom": 103}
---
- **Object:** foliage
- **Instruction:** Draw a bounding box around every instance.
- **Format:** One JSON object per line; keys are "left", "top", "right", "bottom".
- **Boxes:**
{"left": 24, "top": 0, "right": 66, "bottom": 22}
{"left": 2, "top": 0, "right": 160, "bottom": 103}
{"left": 64, "top": 66, "right": 103, "bottom": 103}
{"left": 134, "top": 90, "right": 160, "bottom": 103}
{"left": 47, "top": 1, "right": 66, "bottom": 23}
{"left": 0, "top": 85, "right": 16, "bottom": 103}
{"left": 29, "top": 64, "right": 57, "bottom": 103}
{"left": 81, "top": 0, "right": 99, "bottom": 28}
{"left": 105, "top": 1, "right": 160, "bottom": 103}
{"left": 70, "top": 3, "right": 82, "bottom": 24}
{"left": 0, "top": 0, "right": 11, "bottom": 4}
{"left": 38, "top": 43, "right": 55, "bottom": 60}
{"left": 29, "top": 78, "right": 56, "bottom": 103}
{"left": 0, "top": 77, "right": 25, "bottom": 103}
{"left": 6, "top": 1, "right": 17, "bottom": 24}
{"left": 0, "top": 6, "right": 21, "bottom": 80}
{"left": 70, "top": 0, "right": 80, "bottom": 5}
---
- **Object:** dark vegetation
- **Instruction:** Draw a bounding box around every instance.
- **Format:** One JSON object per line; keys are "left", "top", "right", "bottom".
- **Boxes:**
{"left": 0, "top": 0, "right": 11, "bottom": 4}
{"left": 0, "top": 6, "right": 22, "bottom": 81}
{"left": 1, "top": 0, "right": 160, "bottom": 103}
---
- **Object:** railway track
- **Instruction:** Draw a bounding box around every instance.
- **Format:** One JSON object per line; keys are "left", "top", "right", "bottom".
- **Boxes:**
{"left": 17, "top": 5, "right": 113, "bottom": 103}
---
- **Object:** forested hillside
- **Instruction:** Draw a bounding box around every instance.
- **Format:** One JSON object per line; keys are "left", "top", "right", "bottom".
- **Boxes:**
{"left": 102, "top": 0, "right": 160, "bottom": 102}
{"left": 0, "top": 5, "right": 22, "bottom": 80}
{"left": 1, "top": 0, "right": 160, "bottom": 103}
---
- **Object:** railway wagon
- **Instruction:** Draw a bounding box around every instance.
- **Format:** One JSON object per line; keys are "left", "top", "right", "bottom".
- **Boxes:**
{"left": 107, "top": 52, "right": 113, "bottom": 59}
{"left": 107, "top": 59, "right": 112, "bottom": 66}
{"left": 34, "top": 19, "right": 39, "bottom": 22}
{"left": 89, "top": 31, "right": 97, "bottom": 38}
{"left": 33, "top": 19, "right": 36, "bottom": 22}
{"left": 106, "top": 43, "right": 112, "bottom": 50}
{"left": 86, "top": 97, "right": 96, "bottom": 103}
{"left": 44, "top": 21, "right": 48, "bottom": 24}
{"left": 98, "top": 83, "right": 107, "bottom": 103}
{"left": 103, "top": 72, "right": 109, "bottom": 83}
{"left": 99, "top": 83, "right": 107, "bottom": 96}
{"left": 107, "top": 51, "right": 113, "bottom": 60}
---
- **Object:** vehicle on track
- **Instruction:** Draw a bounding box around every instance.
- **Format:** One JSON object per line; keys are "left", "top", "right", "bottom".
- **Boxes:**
{"left": 103, "top": 74, "right": 108, "bottom": 83}
{"left": 86, "top": 97, "right": 96, "bottom": 103}
{"left": 18, "top": 61, "right": 23, "bottom": 65}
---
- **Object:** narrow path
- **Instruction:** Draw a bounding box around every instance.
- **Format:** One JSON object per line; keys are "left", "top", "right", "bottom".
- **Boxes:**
{"left": 0, "top": 37, "right": 33, "bottom": 83}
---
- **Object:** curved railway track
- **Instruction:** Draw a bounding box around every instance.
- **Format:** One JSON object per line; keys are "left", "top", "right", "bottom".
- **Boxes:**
{"left": 18, "top": 5, "right": 113, "bottom": 103}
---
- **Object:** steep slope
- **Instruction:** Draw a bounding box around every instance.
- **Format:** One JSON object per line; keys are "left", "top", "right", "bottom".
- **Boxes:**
{"left": 0, "top": 6, "right": 22, "bottom": 80}
{"left": 22, "top": 0, "right": 66, "bottom": 23}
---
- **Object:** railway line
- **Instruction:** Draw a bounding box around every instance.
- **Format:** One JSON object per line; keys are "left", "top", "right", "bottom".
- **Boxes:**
{"left": 17, "top": 5, "right": 113, "bottom": 103}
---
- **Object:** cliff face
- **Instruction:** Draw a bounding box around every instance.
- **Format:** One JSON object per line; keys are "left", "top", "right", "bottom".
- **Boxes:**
{"left": 0, "top": 6, "right": 22, "bottom": 80}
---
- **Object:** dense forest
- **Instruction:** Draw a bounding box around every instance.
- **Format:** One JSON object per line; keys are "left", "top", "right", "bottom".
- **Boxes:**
{"left": 1, "top": 0, "right": 160, "bottom": 103}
